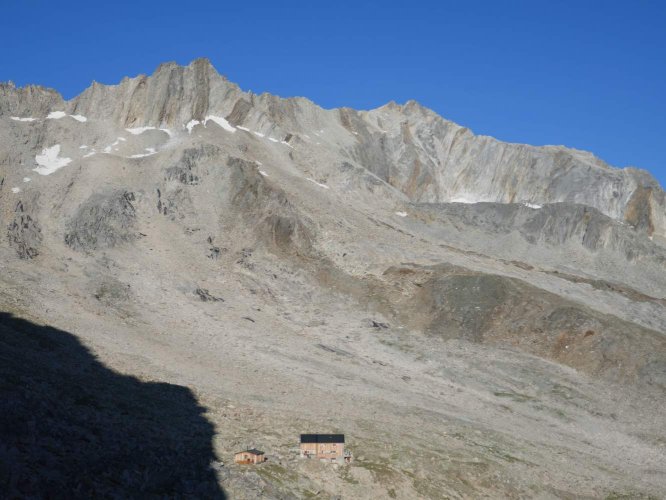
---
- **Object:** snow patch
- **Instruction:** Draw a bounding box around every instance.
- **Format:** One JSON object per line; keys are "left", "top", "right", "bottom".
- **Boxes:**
{"left": 450, "top": 196, "right": 478, "bottom": 204}
{"left": 46, "top": 111, "right": 67, "bottom": 120}
{"left": 126, "top": 126, "right": 156, "bottom": 135}
{"left": 10, "top": 116, "right": 37, "bottom": 122}
{"left": 237, "top": 126, "right": 250, "bottom": 132}
{"left": 186, "top": 120, "right": 200, "bottom": 134}
{"left": 280, "top": 140, "right": 294, "bottom": 148}
{"left": 306, "top": 178, "right": 329, "bottom": 189}
{"left": 259, "top": 170, "right": 269, "bottom": 177}
{"left": 34, "top": 145, "right": 72, "bottom": 175}
{"left": 79, "top": 145, "right": 88, "bottom": 149}
{"left": 104, "top": 137, "right": 125, "bottom": 152}
{"left": 160, "top": 128, "right": 173, "bottom": 137}
{"left": 70, "top": 114, "right": 87, "bottom": 122}
{"left": 23, "top": 177, "right": 31, "bottom": 183}
{"left": 523, "top": 202, "right": 542, "bottom": 209}
{"left": 129, "top": 147, "right": 157, "bottom": 159}
{"left": 11, "top": 187, "right": 20, "bottom": 194}
{"left": 253, "top": 131, "right": 265, "bottom": 138}
{"left": 268, "top": 137, "right": 279, "bottom": 143}
{"left": 395, "top": 211, "right": 407, "bottom": 217}
{"left": 204, "top": 115, "right": 236, "bottom": 133}
{"left": 83, "top": 151, "right": 96, "bottom": 158}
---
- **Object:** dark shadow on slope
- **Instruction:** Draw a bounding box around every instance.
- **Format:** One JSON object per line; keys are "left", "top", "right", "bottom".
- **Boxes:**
{"left": 0, "top": 312, "right": 226, "bottom": 499}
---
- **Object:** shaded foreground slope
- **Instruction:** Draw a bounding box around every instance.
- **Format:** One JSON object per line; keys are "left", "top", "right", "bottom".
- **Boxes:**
{"left": 0, "top": 312, "right": 225, "bottom": 499}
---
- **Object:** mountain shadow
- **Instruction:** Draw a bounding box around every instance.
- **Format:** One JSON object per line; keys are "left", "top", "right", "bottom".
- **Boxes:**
{"left": 0, "top": 312, "right": 226, "bottom": 499}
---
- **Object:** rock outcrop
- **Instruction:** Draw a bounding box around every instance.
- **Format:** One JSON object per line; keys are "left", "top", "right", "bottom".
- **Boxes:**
{"left": 64, "top": 190, "right": 138, "bottom": 251}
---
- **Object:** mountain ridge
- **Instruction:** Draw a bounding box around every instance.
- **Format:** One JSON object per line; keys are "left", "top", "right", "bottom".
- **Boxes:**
{"left": 2, "top": 57, "right": 664, "bottom": 242}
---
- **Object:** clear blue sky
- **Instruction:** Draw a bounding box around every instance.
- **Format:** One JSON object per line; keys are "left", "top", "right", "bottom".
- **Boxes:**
{"left": 2, "top": 1, "right": 665, "bottom": 186}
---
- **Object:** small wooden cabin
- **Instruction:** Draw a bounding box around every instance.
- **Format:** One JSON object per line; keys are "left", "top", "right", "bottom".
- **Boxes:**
{"left": 300, "top": 434, "right": 345, "bottom": 461}
{"left": 234, "top": 449, "right": 266, "bottom": 465}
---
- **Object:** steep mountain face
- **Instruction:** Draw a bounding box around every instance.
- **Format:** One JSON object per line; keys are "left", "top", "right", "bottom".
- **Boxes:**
{"left": 1, "top": 59, "right": 665, "bottom": 499}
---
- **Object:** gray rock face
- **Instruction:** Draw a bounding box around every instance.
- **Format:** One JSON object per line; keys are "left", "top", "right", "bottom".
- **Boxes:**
{"left": 64, "top": 190, "right": 138, "bottom": 251}
{"left": 0, "top": 81, "right": 63, "bottom": 117}
{"left": 7, "top": 199, "right": 42, "bottom": 259}
{"left": 53, "top": 59, "right": 666, "bottom": 240}
{"left": 418, "top": 202, "right": 666, "bottom": 263}
{"left": 70, "top": 58, "right": 242, "bottom": 128}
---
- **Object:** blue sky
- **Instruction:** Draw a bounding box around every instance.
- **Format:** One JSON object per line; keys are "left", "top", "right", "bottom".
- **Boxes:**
{"left": 2, "top": 1, "right": 665, "bottom": 186}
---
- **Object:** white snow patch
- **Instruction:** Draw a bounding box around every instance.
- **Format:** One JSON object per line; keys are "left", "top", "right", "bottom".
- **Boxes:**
{"left": 450, "top": 196, "right": 478, "bottom": 204}
{"left": 83, "top": 151, "right": 96, "bottom": 158}
{"left": 303, "top": 134, "right": 311, "bottom": 139}
{"left": 395, "top": 211, "right": 407, "bottom": 217}
{"left": 23, "top": 177, "right": 31, "bottom": 183}
{"left": 259, "top": 170, "right": 269, "bottom": 177}
{"left": 186, "top": 120, "right": 200, "bottom": 134}
{"left": 46, "top": 111, "right": 67, "bottom": 120}
{"left": 104, "top": 137, "right": 125, "bottom": 152}
{"left": 129, "top": 147, "right": 157, "bottom": 159}
{"left": 79, "top": 145, "right": 88, "bottom": 149}
{"left": 10, "top": 116, "right": 37, "bottom": 122}
{"left": 523, "top": 202, "right": 542, "bottom": 209}
{"left": 253, "top": 131, "right": 265, "bottom": 138}
{"left": 237, "top": 126, "right": 250, "bottom": 132}
{"left": 160, "top": 128, "right": 173, "bottom": 137}
{"left": 126, "top": 126, "right": 156, "bottom": 135}
{"left": 33, "top": 145, "right": 72, "bottom": 175}
{"left": 70, "top": 114, "right": 87, "bottom": 122}
{"left": 11, "top": 187, "right": 20, "bottom": 194}
{"left": 306, "top": 178, "right": 329, "bottom": 189}
{"left": 204, "top": 115, "right": 236, "bottom": 133}
{"left": 280, "top": 140, "right": 294, "bottom": 148}
{"left": 268, "top": 137, "right": 279, "bottom": 143}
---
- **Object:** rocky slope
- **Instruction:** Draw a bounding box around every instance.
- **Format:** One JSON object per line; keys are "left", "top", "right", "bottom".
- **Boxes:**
{"left": 1, "top": 59, "right": 665, "bottom": 499}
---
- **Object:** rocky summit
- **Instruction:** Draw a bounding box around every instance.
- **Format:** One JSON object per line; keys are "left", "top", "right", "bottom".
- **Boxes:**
{"left": 1, "top": 58, "right": 665, "bottom": 499}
